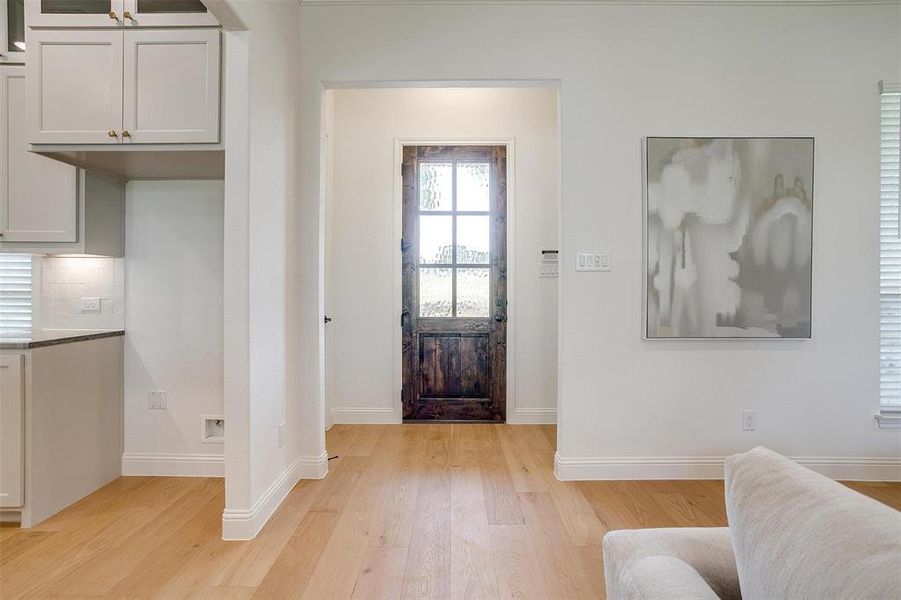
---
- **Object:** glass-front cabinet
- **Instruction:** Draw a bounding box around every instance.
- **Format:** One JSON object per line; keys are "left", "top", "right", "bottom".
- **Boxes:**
{"left": 27, "top": 0, "right": 218, "bottom": 27}
{"left": 0, "top": 0, "right": 26, "bottom": 63}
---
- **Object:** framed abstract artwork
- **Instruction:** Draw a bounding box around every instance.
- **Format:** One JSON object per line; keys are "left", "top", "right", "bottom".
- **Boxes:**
{"left": 644, "top": 137, "right": 814, "bottom": 339}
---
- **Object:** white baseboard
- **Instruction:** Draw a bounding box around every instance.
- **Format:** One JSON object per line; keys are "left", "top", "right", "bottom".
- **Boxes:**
{"left": 221, "top": 455, "right": 302, "bottom": 541}
{"left": 331, "top": 406, "right": 398, "bottom": 425}
{"left": 509, "top": 407, "right": 557, "bottom": 424}
{"left": 122, "top": 452, "right": 225, "bottom": 477}
{"left": 299, "top": 451, "right": 329, "bottom": 479}
{"left": 554, "top": 453, "right": 901, "bottom": 482}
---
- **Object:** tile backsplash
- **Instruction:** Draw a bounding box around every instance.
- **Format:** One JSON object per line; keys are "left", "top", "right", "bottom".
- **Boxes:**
{"left": 39, "top": 256, "right": 125, "bottom": 330}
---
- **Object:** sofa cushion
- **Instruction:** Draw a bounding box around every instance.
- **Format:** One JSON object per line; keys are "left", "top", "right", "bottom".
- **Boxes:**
{"left": 603, "top": 527, "right": 741, "bottom": 600}
{"left": 725, "top": 446, "right": 901, "bottom": 600}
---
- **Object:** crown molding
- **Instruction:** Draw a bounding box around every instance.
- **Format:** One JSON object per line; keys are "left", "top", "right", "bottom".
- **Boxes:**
{"left": 301, "top": 0, "right": 899, "bottom": 6}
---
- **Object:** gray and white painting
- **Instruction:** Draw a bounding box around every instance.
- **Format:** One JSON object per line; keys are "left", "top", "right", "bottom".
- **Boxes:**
{"left": 645, "top": 137, "right": 813, "bottom": 338}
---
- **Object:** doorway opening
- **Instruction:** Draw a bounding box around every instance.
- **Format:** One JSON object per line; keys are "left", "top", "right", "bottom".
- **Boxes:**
{"left": 321, "top": 86, "right": 559, "bottom": 428}
{"left": 401, "top": 145, "right": 507, "bottom": 421}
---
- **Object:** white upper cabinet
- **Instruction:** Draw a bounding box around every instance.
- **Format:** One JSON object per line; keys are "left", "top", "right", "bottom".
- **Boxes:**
{"left": 27, "top": 0, "right": 125, "bottom": 28}
{"left": 27, "top": 0, "right": 218, "bottom": 28}
{"left": 0, "top": 0, "right": 27, "bottom": 64}
{"left": 123, "top": 28, "right": 219, "bottom": 143}
{"left": 1, "top": 65, "right": 78, "bottom": 242}
{"left": 26, "top": 28, "right": 124, "bottom": 145}
{"left": 26, "top": 27, "right": 219, "bottom": 146}
{"left": 122, "top": 0, "right": 218, "bottom": 28}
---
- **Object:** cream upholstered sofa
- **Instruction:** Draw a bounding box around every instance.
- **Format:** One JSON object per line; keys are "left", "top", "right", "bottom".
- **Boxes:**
{"left": 602, "top": 447, "right": 901, "bottom": 600}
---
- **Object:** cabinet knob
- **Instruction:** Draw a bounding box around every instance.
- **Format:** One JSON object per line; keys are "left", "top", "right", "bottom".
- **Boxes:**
{"left": 122, "top": 130, "right": 131, "bottom": 138}
{"left": 108, "top": 11, "right": 118, "bottom": 20}
{"left": 123, "top": 11, "right": 134, "bottom": 21}
{"left": 108, "top": 130, "right": 118, "bottom": 138}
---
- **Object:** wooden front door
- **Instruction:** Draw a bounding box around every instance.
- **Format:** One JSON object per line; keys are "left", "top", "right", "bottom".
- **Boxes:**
{"left": 402, "top": 146, "right": 507, "bottom": 421}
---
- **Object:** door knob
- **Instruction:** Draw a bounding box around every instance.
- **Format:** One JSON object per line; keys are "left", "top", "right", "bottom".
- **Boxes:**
{"left": 108, "top": 11, "right": 118, "bottom": 20}
{"left": 108, "top": 130, "right": 118, "bottom": 138}
{"left": 324, "top": 315, "right": 332, "bottom": 324}
{"left": 122, "top": 130, "right": 131, "bottom": 138}
{"left": 123, "top": 10, "right": 135, "bottom": 21}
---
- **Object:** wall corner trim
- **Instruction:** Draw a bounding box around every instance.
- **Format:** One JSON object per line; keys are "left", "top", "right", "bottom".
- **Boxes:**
{"left": 121, "top": 452, "right": 225, "bottom": 477}
{"left": 554, "top": 453, "right": 901, "bottom": 482}
{"left": 221, "top": 455, "right": 304, "bottom": 541}
{"left": 299, "top": 451, "right": 330, "bottom": 480}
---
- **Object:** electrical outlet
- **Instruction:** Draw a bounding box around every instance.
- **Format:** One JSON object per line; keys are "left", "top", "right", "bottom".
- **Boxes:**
{"left": 148, "top": 390, "right": 167, "bottom": 410}
{"left": 742, "top": 410, "right": 756, "bottom": 431}
{"left": 80, "top": 297, "right": 101, "bottom": 312}
{"left": 278, "top": 422, "right": 286, "bottom": 448}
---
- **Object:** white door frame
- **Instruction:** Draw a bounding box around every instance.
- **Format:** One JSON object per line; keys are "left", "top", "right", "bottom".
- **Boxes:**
{"left": 392, "top": 137, "right": 517, "bottom": 423}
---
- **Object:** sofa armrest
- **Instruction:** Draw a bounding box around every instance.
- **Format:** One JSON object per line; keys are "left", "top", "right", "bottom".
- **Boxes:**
{"left": 623, "top": 556, "right": 721, "bottom": 600}
{"left": 603, "top": 527, "right": 740, "bottom": 600}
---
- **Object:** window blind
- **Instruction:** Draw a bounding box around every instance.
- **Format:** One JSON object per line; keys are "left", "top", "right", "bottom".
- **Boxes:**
{"left": 0, "top": 254, "right": 32, "bottom": 332}
{"left": 880, "top": 88, "right": 901, "bottom": 407}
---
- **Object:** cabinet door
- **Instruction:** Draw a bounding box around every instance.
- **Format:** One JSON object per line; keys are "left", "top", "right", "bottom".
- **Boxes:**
{"left": 1, "top": 66, "right": 77, "bottom": 242}
{"left": 123, "top": 0, "right": 218, "bottom": 27}
{"left": 26, "top": 0, "right": 126, "bottom": 28}
{"left": 27, "top": 29, "right": 124, "bottom": 145}
{"left": 0, "top": 355, "right": 24, "bottom": 509}
{"left": 0, "top": 0, "right": 27, "bottom": 64}
{"left": 122, "top": 28, "right": 219, "bottom": 144}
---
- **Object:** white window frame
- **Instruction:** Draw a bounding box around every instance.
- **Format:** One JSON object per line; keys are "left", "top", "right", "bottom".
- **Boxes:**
{"left": 878, "top": 81, "right": 901, "bottom": 428}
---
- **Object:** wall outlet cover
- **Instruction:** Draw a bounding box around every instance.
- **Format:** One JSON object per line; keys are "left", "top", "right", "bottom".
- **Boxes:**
{"left": 80, "top": 297, "right": 101, "bottom": 312}
{"left": 148, "top": 390, "right": 167, "bottom": 410}
{"left": 742, "top": 410, "right": 757, "bottom": 431}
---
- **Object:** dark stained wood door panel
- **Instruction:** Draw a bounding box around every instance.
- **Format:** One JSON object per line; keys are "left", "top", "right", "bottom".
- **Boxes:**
{"left": 402, "top": 145, "right": 507, "bottom": 421}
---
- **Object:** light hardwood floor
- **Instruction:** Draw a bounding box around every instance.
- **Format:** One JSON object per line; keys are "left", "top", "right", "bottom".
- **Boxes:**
{"left": 1, "top": 424, "right": 899, "bottom": 599}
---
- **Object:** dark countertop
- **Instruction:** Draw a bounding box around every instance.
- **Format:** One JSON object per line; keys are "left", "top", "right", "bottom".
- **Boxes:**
{"left": 0, "top": 329, "right": 125, "bottom": 350}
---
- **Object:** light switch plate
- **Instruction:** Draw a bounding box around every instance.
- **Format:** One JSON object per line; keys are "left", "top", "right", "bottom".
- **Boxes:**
{"left": 576, "top": 252, "right": 611, "bottom": 272}
{"left": 80, "top": 297, "right": 101, "bottom": 312}
{"left": 539, "top": 262, "right": 559, "bottom": 278}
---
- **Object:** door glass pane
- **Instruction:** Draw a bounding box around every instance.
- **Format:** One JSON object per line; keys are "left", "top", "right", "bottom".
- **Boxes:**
{"left": 456, "top": 268, "right": 490, "bottom": 317}
{"left": 456, "top": 215, "right": 489, "bottom": 264}
{"left": 420, "top": 268, "right": 452, "bottom": 317}
{"left": 419, "top": 162, "right": 452, "bottom": 211}
{"left": 137, "top": 0, "right": 209, "bottom": 13}
{"left": 457, "top": 162, "right": 489, "bottom": 211}
{"left": 419, "top": 215, "right": 452, "bottom": 264}
{"left": 41, "top": 0, "right": 112, "bottom": 14}
{"left": 7, "top": 0, "right": 24, "bottom": 52}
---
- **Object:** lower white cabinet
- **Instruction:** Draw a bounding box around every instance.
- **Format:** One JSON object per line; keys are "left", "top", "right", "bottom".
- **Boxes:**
{"left": 0, "top": 336, "right": 124, "bottom": 527}
{"left": 1, "top": 65, "right": 78, "bottom": 242}
{"left": 0, "top": 354, "right": 24, "bottom": 509}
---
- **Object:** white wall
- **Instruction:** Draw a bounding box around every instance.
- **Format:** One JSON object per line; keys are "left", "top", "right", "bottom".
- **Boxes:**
{"left": 221, "top": 0, "right": 319, "bottom": 541}
{"left": 122, "top": 180, "right": 225, "bottom": 477}
{"left": 326, "top": 87, "right": 559, "bottom": 424}
{"left": 298, "top": 3, "right": 901, "bottom": 479}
